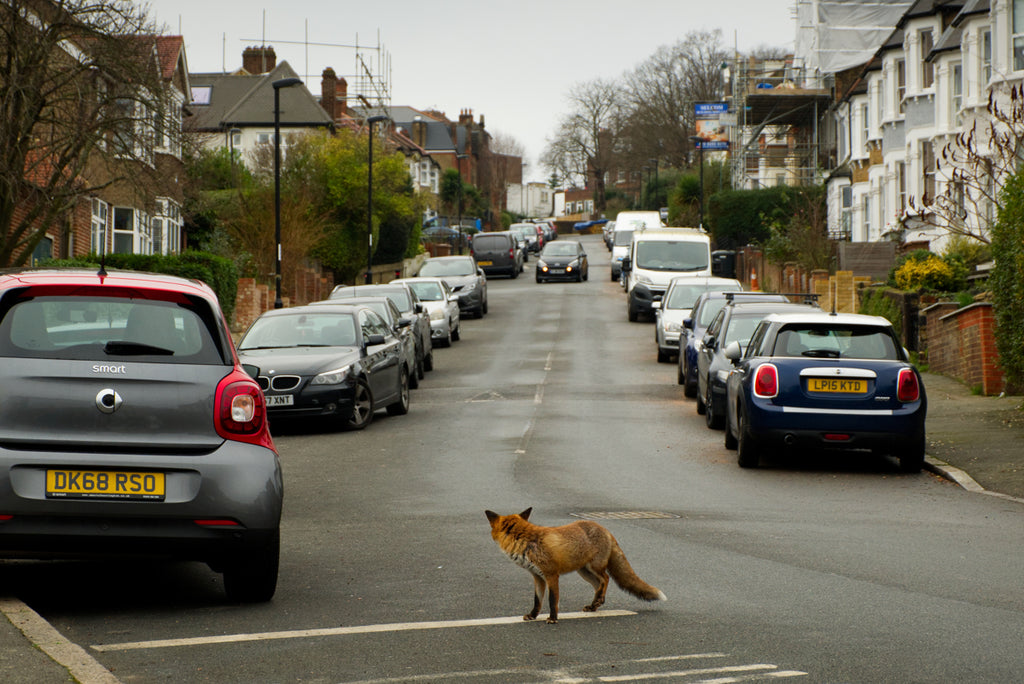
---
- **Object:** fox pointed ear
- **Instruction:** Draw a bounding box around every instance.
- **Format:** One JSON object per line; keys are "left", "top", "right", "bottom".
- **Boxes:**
{"left": 485, "top": 510, "right": 498, "bottom": 523}
{"left": 519, "top": 507, "right": 532, "bottom": 520}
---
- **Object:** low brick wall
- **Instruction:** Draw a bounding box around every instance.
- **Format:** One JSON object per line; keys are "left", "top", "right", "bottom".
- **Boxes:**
{"left": 922, "top": 302, "right": 1005, "bottom": 396}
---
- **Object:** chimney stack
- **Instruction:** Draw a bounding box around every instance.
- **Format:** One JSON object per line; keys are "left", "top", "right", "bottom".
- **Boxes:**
{"left": 242, "top": 46, "right": 276, "bottom": 75}
{"left": 411, "top": 116, "right": 426, "bottom": 148}
{"left": 320, "top": 68, "right": 337, "bottom": 120}
{"left": 335, "top": 77, "right": 347, "bottom": 118}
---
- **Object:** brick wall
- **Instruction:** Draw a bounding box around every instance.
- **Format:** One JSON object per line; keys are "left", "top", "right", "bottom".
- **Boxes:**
{"left": 923, "top": 302, "right": 1005, "bottom": 395}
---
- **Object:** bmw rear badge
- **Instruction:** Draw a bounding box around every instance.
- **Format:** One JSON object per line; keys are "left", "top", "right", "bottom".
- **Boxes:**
{"left": 95, "top": 388, "right": 123, "bottom": 414}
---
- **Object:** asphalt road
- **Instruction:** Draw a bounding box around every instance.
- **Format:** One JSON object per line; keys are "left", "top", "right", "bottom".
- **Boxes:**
{"left": 6, "top": 234, "right": 1024, "bottom": 683}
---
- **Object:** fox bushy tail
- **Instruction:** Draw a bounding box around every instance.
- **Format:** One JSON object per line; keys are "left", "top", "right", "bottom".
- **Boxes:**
{"left": 608, "top": 543, "right": 667, "bottom": 601}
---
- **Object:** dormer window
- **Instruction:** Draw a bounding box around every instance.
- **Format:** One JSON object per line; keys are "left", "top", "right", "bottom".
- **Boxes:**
{"left": 190, "top": 86, "right": 212, "bottom": 105}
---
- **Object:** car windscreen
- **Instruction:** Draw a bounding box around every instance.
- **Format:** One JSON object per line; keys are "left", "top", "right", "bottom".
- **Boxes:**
{"left": 722, "top": 314, "right": 770, "bottom": 348}
{"left": 541, "top": 243, "right": 579, "bottom": 257}
{"left": 406, "top": 281, "right": 443, "bottom": 301}
{"left": 419, "top": 259, "right": 475, "bottom": 277}
{"left": 666, "top": 284, "right": 711, "bottom": 310}
{"left": 239, "top": 312, "right": 357, "bottom": 349}
{"left": 773, "top": 325, "right": 899, "bottom": 360}
{"left": 332, "top": 287, "right": 412, "bottom": 312}
{"left": 0, "top": 296, "right": 224, "bottom": 363}
{"left": 634, "top": 240, "right": 709, "bottom": 272}
{"left": 613, "top": 230, "right": 634, "bottom": 246}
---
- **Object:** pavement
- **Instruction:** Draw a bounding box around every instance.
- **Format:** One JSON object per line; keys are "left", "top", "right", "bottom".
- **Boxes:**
{"left": 0, "top": 372, "right": 1022, "bottom": 683}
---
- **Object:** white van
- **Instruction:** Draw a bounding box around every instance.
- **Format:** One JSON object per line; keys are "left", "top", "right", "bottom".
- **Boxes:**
{"left": 610, "top": 211, "right": 662, "bottom": 283}
{"left": 622, "top": 227, "right": 712, "bottom": 321}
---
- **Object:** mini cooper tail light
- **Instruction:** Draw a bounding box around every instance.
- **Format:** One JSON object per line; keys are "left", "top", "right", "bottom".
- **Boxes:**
{"left": 215, "top": 369, "right": 275, "bottom": 450}
{"left": 897, "top": 368, "right": 920, "bottom": 403}
{"left": 753, "top": 363, "right": 779, "bottom": 398}
{"left": 194, "top": 519, "right": 242, "bottom": 527}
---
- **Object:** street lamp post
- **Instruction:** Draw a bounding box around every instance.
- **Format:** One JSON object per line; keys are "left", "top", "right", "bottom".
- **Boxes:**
{"left": 272, "top": 77, "right": 302, "bottom": 309}
{"left": 649, "top": 158, "right": 658, "bottom": 212}
{"left": 456, "top": 153, "right": 468, "bottom": 254}
{"left": 365, "top": 114, "right": 389, "bottom": 284}
{"left": 689, "top": 136, "right": 705, "bottom": 230}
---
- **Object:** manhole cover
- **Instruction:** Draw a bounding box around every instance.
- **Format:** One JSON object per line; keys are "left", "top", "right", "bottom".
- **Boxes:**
{"left": 571, "top": 511, "right": 680, "bottom": 520}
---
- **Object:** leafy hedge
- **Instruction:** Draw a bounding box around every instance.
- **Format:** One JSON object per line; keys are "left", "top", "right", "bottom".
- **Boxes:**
{"left": 41, "top": 251, "right": 238, "bottom": 323}
{"left": 991, "top": 171, "right": 1024, "bottom": 391}
{"left": 859, "top": 286, "right": 904, "bottom": 335}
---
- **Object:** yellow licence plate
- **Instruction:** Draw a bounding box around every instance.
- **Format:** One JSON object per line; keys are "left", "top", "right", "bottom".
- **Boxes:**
{"left": 808, "top": 378, "right": 867, "bottom": 394}
{"left": 46, "top": 470, "right": 165, "bottom": 501}
{"left": 477, "top": 260, "right": 493, "bottom": 266}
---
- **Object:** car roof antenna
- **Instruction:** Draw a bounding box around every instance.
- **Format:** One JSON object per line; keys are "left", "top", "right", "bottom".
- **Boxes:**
{"left": 97, "top": 236, "right": 107, "bottom": 277}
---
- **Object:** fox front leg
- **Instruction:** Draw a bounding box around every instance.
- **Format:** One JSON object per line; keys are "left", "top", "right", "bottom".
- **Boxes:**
{"left": 524, "top": 574, "right": 546, "bottom": 621}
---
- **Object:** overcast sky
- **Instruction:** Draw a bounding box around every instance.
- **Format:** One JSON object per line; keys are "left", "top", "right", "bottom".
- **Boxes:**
{"left": 145, "top": 0, "right": 796, "bottom": 182}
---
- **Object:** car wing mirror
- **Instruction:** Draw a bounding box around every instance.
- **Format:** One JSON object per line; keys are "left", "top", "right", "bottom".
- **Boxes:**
{"left": 652, "top": 301, "right": 661, "bottom": 310}
{"left": 415, "top": 303, "right": 425, "bottom": 314}
{"left": 365, "top": 333, "right": 386, "bottom": 347}
{"left": 683, "top": 317, "right": 693, "bottom": 329}
{"left": 621, "top": 257, "right": 631, "bottom": 271}
{"left": 241, "top": 363, "right": 260, "bottom": 379}
{"left": 724, "top": 341, "right": 742, "bottom": 363}
{"left": 397, "top": 317, "right": 412, "bottom": 328}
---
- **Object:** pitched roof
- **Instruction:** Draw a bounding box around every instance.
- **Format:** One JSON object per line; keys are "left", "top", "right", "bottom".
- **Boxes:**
{"left": 187, "top": 61, "right": 333, "bottom": 132}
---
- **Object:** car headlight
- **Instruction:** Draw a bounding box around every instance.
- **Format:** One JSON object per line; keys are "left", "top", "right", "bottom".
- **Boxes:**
{"left": 429, "top": 309, "right": 444, "bottom": 321}
{"left": 635, "top": 273, "right": 654, "bottom": 286}
{"left": 537, "top": 259, "right": 547, "bottom": 269}
{"left": 462, "top": 282, "right": 476, "bottom": 292}
{"left": 664, "top": 321, "right": 682, "bottom": 333}
{"left": 568, "top": 259, "right": 579, "bottom": 268}
{"left": 311, "top": 365, "right": 351, "bottom": 385}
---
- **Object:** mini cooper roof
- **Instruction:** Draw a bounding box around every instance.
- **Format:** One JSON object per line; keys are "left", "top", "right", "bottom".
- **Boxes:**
{"left": 759, "top": 311, "right": 895, "bottom": 327}
{"left": 0, "top": 268, "right": 219, "bottom": 299}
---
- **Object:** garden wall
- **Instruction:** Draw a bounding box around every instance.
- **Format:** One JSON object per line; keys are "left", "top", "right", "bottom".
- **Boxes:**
{"left": 921, "top": 302, "right": 1005, "bottom": 395}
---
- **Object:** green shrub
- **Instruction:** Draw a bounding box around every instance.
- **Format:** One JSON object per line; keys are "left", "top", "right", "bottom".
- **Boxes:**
{"left": 892, "top": 251, "right": 966, "bottom": 291}
{"left": 41, "top": 251, "right": 238, "bottom": 323}
{"left": 859, "top": 286, "right": 903, "bottom": 334}
{"left": 990, "top": 170, "right": 1024, "bottom": 391}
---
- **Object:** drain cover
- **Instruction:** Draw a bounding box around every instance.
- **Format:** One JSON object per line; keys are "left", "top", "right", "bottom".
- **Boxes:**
{"left": 571, "top": 511, "right": 680, "bottom": 520}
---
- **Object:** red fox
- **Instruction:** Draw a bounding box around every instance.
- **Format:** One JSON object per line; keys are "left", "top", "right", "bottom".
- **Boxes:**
{"left": 485, "top": 508, "right": 666, "bottom": 624}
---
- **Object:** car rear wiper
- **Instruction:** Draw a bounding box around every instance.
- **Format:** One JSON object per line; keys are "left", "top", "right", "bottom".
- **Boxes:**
{"left": 104, "top": 341, "right": 174, "bottom": 356}
{"left": 802, "top": 349, "right": 840, "bottom": 358}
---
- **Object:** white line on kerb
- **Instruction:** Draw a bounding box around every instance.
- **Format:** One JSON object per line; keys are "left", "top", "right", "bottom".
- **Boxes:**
{"left": 91, "top": 609, "right": 638, "bottom": 652}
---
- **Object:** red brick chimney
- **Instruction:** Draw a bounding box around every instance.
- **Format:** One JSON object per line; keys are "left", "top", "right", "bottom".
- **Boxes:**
{"left": 242, "top": 46, "right": 276, "bottom": 74}
{"left": 321, "top": 67, "right": 337, "bottom": 120}
{"left": 411, "top": 116, "right": 426, "bottom": 148}
{"left": 335, "top": 77, "right": 347, "bottom": 118}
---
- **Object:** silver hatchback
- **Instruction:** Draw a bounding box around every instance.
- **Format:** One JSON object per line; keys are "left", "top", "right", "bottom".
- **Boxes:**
{"left": 0, "top": 269, "right": 283, "bottom": 602}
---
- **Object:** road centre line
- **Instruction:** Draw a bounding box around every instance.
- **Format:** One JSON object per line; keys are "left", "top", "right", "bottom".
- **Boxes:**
{"left": 90, "top": 609, "right": 637, "bottom": 652}
{"left": 599, "top": 663, "right": 806, "bottom": 682}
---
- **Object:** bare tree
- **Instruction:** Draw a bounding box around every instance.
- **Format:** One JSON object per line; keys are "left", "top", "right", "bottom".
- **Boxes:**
{"left": 0, "top": 0, "right": 164, "bottom": 266}
{"left": 620, "top": 30, "right": 729, "bottom": 171}
{"left": 542, "top": 78, "right": 623, "bottom": 213}
{"left": 905, "top": 86, "right": 1024, "bottom": 245}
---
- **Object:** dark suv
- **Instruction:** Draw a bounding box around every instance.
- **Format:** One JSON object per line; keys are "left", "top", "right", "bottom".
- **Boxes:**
{"left": 0, "top": 269, "right": 282, "bottom": 602}
{"left": 471, "top": 231, "right": 522, "bottom": 278}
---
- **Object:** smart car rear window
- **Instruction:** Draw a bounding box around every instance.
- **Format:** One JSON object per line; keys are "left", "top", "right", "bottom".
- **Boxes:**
{"left": 0, "top": 296, "right": 224, "bottom": 364}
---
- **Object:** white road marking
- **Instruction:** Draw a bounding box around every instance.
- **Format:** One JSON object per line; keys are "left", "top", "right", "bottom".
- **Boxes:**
{"left": 0, "top": 597, "right": 120, "bottom": 684}
{"left": 599, "top": 663, "right": 792, "bottom": 682}
{"left": 90, "top": 609, "right": 638, "bottom": 652}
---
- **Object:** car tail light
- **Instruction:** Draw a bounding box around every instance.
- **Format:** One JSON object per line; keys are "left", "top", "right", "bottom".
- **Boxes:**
{"left": 753, "top": 363, "right": 778, "bottom": 398}
{"left": 0, "top": 515, "right": 12, "bottom": 521}
{"left": 215, "top": 368, "right": 276, "bottom": 451}
{"left": 509, "top": 247, "right": 514, "bottom": 259}
{"left": 897, "top": 368, "right": 920, "bottom": 402}
{"left": 194, "top": 519, "right": 242, "bottom": 527}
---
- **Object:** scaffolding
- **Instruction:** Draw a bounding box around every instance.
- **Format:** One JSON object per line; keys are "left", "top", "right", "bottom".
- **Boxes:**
{"left": 726, "top": 56, "right": 832, "bottom": 190}
{"left": 241, "top": 25, "right": 392, "bottom": 113}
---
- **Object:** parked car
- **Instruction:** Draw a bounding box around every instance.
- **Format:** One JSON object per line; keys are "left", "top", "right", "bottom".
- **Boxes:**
{"left": 238, "top": 303, "right": 410, "bottom": 431}
{"left": 536, "top": 240, "right": 589, "bottom": 283}
{"left": 696, "top": 299, "right": 819, "bottom": 430}
{"left": 471, "top": 231, "right": 522, "bottom": 279}
{"left": 414, "top": 255, "right": 489, "bottom": 318}
{"left": 679, "top": 291, "right": 792, "bottom": 397}
{"left": 510, "top": 222, "right": 543, "bottom": 253}
{"left": 534, "top": 219, "right": 558, "bottom": 243}
{"left": 510, "top": 230, "right": 530, "bottom": 264}
{"left": 0, "top": 269, "right": 282, "bottom": 602}
{"left": 329, "top": 284, "right": 433, "bottom": 375}
{"left": 311, "top": 296, "right": 418, "bottom": 389}
{"left": 622, "top": 227, "right": 712, "bottom": 322}
{"left": 394, "top": 277, "right": 461, "bottom": 347}
{"left": 603, "top": 220, "right": 617, "bottom": 250}
{"left": 723, "top": 311, "right": 926, "bottom": 472}
{"left": 653, "top": 276, "right": 743, "bottom": 363}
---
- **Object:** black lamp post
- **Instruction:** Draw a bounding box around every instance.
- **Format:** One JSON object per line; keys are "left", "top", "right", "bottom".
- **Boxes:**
{"left": 456, "top": 153, "right": 468, "bottom": 254}
{"left": 272, "top": 77, "right": 302, "bottom": 309}
{"left": 649, "top": 157, "right": 658, "bottom": 211}
{"left": 689, "top": 136, "right": 705, "bottom": 230}
{"left": 365, "top": 114, "right": 389, "bottom": 284}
